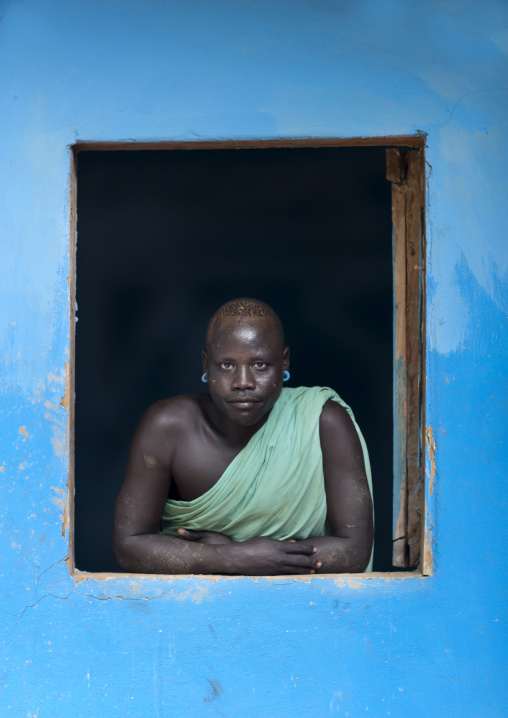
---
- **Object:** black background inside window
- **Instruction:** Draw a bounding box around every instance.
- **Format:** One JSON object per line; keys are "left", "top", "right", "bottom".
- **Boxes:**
{"left": 76, "top": 146, "right": 394, "bottom": 572}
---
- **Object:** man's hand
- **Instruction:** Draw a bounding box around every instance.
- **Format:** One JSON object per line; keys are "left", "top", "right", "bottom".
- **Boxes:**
{"left": 178, "top": 530, "right": 322, "bottom": 575}
{"left": 177, "top": 528, "right": 233, "bottom": 545}
{"left": 226, "top": 537, "right": 322, "bottom": 575}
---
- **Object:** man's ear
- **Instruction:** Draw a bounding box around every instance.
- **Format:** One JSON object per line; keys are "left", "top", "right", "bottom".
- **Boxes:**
{"left": 282, "top": 346, "right": 290, "bottom": 371}
{"left": 201, "top": 349, "right": 208, "bottom": 373}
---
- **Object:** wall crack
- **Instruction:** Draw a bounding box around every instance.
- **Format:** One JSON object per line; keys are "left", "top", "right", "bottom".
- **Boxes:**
{"left": 0, "top": 591, "right": 73, "bottom": 620}
{"left": 35, "top": 556, "right": 69, "bottom": 584}
{"left": 81, "top": 593, "right": 158, "bottom": 602}
{"left": 440, "top": 86, "right": 508, "bottom": 129}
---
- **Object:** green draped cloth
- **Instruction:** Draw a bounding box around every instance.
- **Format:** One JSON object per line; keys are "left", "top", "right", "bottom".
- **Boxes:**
{"left": 160, "top": 386, "right": 374, "bottom": 571}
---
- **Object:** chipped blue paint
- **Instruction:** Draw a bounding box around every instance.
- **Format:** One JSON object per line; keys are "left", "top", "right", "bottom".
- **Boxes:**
{"left": 1, "top": 1, "right": 507, "bottom": 715}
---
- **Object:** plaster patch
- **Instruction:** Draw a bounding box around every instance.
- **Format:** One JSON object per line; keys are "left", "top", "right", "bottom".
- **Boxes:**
{"left": 427, "top": 115, "right": 508, "bottom": 355}
{"left": 172, "top": 584, "right": 210, "bottom": 604}
{"left": 425, "top": 426, "right": 436, "bottom": 495}
{"left": 51, "top": 496, "right": 65, "bottom": 514}
{"left": 439, "top": 122, "right": 508, "bottom": 305}
{"left": 128, "top": 579, "right": 144, "bottom": 595}
{"left": 60, "top": 360, "right": 69, "bottom": 409}
{"left": 423, "top": 427, "right": 436, "bottom": 575}
{"left": 47, "top": 371, "right": 65, "bottom": 386}
{"left": 346, "top": 579, "right": 362, "bottom": 589}
{"left": 427, "top": 262, "right": 469, "bottom": 355}
{"left": 33, "top": 383, "right": 45, "bottom": 397}
{"left": 418, "top": 66, "right": 474, "bottom": 103}
{"left": 18, "top": 426, "right": 29, "bottom": 440}
{"left": 423, "top": 514, "right": 434, "bottom": 575}
{"left": 49, "top": 487, "right": 69, "bottom": 531}
{"left": 62, "top": 500, "right": 69, "bottom": 539}
{"left": 333, "top": 577, "right": 363, "bottom": 588}
{"left": 50, "top": 424, "right": 67, "bottom": 458}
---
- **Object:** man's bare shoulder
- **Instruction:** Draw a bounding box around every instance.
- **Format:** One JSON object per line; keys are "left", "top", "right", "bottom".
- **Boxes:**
{"left": 320, "top": 399, "right": 354, "bottom": 433}
{"left": 139, "top": 394, "right": 210, "bottom": 432}
{"left": 129, "top": 394, "right": 212, "bottom": 470}
{"left": 319, "top": 399, "right": 363, "bottom": 458}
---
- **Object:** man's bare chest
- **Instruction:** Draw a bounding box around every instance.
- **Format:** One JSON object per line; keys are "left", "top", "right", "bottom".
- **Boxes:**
{"left": 169, "top": 430, "right": 243, "bottom": 502}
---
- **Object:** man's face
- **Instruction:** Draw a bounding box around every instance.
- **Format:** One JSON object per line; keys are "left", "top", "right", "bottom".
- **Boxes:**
{"left": 203, "top": 317, "right": 289, "bottom": 428}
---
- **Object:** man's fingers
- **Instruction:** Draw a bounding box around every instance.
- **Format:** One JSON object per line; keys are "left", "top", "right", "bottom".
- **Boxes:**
{"left": 286, "top": 553, "right": 322, "bottom": 569}
{"left": 177, "top": 528, "right": 202, "bottom": 541}
{"left": 285, "top": 542, "right": 317, "bottom": 554}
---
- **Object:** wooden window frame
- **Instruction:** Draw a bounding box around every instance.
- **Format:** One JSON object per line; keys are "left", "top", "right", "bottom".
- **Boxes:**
{"left": 387, "top": 147, "right": 427, "bottom": 570}
{"left": 67, "top": 136, "right": 429, "bottom": 577}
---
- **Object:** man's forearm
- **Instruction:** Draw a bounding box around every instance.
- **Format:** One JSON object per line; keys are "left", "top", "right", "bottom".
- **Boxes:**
{"left": 114, "top": 533, "right": 234, "bottom": 574}
{"left": 114, "top": 533, "right": 322, "bottom": 575}
{"left": 305, "top": 536, "right": 371, "bottom": 573}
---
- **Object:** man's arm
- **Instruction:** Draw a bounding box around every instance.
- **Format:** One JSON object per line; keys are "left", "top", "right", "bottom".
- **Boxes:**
{"left": 113, "top": 401, "right": 322, "bottom": 575}
{"left": 305, "top": 400, "right": 374, "bottom": 573}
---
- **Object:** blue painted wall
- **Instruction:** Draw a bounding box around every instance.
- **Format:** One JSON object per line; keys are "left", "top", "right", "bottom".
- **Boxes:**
{"left": 1, "top": 1, "right": 507, "bottom": 715}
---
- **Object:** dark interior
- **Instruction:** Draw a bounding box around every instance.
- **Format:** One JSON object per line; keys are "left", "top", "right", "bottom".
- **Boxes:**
{"left": 75, "top": 145, "right": 395, "bottom": 572}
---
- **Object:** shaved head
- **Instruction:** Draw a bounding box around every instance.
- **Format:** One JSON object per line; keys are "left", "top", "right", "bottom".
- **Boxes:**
{"left": 206, "top": 298, "right": 285, "bottom": 350}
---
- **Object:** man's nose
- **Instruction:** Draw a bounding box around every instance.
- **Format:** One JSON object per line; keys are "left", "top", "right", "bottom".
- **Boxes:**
{"left": 231, "top": 365, "right": 255, "bottom": 390}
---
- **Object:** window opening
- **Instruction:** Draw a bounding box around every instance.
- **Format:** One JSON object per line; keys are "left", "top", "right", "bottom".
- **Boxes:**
{"left": 71, "top": 140, "right": 425, "bottom": 575}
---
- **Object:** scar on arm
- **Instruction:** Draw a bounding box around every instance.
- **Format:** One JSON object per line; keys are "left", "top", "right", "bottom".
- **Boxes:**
{"left": 144, "top": 455, "right": 158, "bottom": 468}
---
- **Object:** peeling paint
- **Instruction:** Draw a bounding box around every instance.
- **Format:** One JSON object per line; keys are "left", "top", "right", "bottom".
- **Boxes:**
{"left": 423, "top": 517, "right": 434, "bottom": 575}
{"left": 334, "top": 577, "right": 362, "bottom": 588}
{"left": 171, "top": 584, "right": 211, "bottom": 603}
{"left": 51, "top": 496, "right": 65, "bottom": 512}
{"left": 50, "top": 486, "right": 69, "bottom": 535}
{"left": 70, "top": 571, "right": 413, "bottom": 587}
{"left": 49, "top": 425, "right": 66, "bottom": 458}
{"left": 64, "top": 468, "right": 72, "bottom": 543}
{"left": 61, "top": 499, "right": 69, "bottom": 539}
{"left": 425, "top": 426, "right": 436, "bottom": 496}
{"left": 347, "top": 579, "right": 362, "bottom": 589}
{"left": 60, "top": 360, "right": 69, "bottom": 409}
{"left": 18, "top": 426, "right": 29, "bottom": 440}
{"left": 47, "top": 371, "right": 65, "bottom": 386}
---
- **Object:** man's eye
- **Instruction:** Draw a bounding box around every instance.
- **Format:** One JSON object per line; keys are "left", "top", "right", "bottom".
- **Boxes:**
{"left": 219, "top": 362, "right": 233, "bottom": 370}
{"left": 253, "top": 362, "right": 267, "bottom": 369}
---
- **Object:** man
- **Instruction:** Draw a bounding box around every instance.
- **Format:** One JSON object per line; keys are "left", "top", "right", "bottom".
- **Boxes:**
{"left": 113, "top": 298, "right": 373, "bottom": 575}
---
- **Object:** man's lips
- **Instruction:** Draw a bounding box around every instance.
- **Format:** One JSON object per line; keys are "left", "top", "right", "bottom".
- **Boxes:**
{"left": 227, "top": 397, "right": 261, "bottom": 405}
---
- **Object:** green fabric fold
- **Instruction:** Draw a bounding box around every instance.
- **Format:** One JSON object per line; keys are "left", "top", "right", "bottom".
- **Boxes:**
{"left": 160, "top": 386, "right": 373, "bottom": 571}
